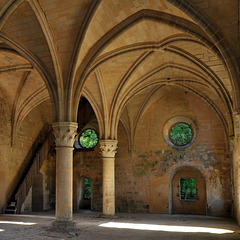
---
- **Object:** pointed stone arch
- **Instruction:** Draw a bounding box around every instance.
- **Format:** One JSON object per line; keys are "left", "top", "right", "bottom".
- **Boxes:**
{"left": 0, "top": 32, "right": 58, "bottom": 121}
{"left": 71, "top": 7, "right": 239, "bottom": 141}
{"left": 71, "top": 9, "right": 211, "bottom": 122}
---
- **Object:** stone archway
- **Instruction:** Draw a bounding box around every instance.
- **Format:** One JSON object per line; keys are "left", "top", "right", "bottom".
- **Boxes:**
{"left": 169, "top": 166, "right": 206, "bottom": 215}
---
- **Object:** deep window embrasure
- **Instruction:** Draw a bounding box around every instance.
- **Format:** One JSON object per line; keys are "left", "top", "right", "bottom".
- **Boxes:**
{"left": 180, "top": 178, "right": 197, "bottom": 200}
{"left": 84, "top": 178, "right": 91, "bottom": 200}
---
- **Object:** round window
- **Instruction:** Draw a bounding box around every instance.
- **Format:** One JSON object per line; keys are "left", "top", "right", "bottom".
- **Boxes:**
{"left": 79, "top": 129, "right": 98, "bottom": 148}
{"left": 163, "top": 116, "right": 197, "bottom": 148}
{"left": 169, "top": 123, "right": 193, "bottom": 146}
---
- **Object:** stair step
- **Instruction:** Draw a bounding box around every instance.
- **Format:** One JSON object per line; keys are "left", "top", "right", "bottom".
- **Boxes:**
{"left": 6, "top": 206, "right": 16, "bottom": 210}
{"left": 4, "top": 209, "right": 16, "bottom": 214}
{"left": 2, "top": 132, "right": 53, "bottom": 215}
{"left": 8, "top": 202, "right": 16, "bottom": 206}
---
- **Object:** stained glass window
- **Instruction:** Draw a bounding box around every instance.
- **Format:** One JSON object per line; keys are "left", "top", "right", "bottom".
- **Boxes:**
{"left": 80, "top": 129, "right": 98, "bottom": 148}
{"left": 180, "top": 178, "right": 197, "bottom": 200}
{"left": 170, "top": 123, "right": 192, "bottom": 146}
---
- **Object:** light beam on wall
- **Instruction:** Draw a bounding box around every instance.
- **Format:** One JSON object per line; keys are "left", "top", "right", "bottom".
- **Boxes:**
{"left": 99, "top": 222, "right": 234, "bottom": 235}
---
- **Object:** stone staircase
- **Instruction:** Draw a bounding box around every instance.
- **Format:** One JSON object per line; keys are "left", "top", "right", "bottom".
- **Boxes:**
{"left": 3, "top": 198, "right": 17, "bottom": 214}
{"left": 2, "top": 131, "right": 54, "bottom": 214}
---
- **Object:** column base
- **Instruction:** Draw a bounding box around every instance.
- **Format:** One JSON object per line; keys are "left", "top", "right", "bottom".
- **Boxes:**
{"left": 51, "top": 220, "right": 77, "bottom": 232}
{"left": 99, "top": 214, "right": 118, "bottom": 219}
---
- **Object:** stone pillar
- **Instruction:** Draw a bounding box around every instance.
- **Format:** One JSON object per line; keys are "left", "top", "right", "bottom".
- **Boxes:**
{"left": 51, "top": 122, "right": 78, "bottom": 231}
{"left": 100, "top": 140, "right": 118, "bottom": 216}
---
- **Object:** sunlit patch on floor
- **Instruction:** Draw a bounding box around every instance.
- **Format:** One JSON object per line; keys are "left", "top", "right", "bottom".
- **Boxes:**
{"left": 0, "top": 221, "right": 37, "bottom": 226}
{"left": 99, "top": 222, "right": 235, "bottom": 235}
{"left": 0, "top": 229, "right": 5, "bottom": 232}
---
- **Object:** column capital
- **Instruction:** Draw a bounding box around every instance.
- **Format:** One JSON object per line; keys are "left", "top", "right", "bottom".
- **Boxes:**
{"left": 99, "top": 139, "right": 118, "bottom": 158}
{"left": 52, "top": 122, "right": 78, "bottom": 148}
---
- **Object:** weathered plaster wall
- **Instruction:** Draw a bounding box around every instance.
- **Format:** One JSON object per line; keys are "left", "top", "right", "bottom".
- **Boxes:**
{"left": 115, "top": 87, "right": 231, "bottom": 216}
{"left": 0, "top": 99, "right": 52, "bottom": 210}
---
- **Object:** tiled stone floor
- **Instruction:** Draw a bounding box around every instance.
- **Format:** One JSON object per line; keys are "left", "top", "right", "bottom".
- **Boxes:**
{"left": 0, "top": 211, "right": 240, "bottom": 239}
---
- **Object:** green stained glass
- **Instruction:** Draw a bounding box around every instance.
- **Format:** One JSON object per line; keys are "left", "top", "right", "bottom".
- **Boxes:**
{"left": 180, "top": 178, "right": 197, "bottom": 200}
{"left": 170, "top": 123, "right": 192, "bottom": 146}
{"left": 80, "top": 129, "right": 98, "bottom": 148}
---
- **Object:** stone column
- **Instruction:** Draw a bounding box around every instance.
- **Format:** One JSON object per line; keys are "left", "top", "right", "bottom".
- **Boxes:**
{"left": 51, "top": 122, "right": 78, "bottom": 231}
{"left": 100, "top": 140, "right": 118, "bottom": 216}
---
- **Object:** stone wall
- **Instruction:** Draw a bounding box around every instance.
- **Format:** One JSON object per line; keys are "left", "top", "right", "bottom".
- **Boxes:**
{"left": 0, "top": 99, "right": 52, "bottom": 210}
{"left": 40, "top": 154, "right": 56, "bottom": 211}
{"left": 21, "top": 187, "right": 32, "bottom": 213}
{"left": 11, "top": 88, "right": 232, "bottom": 217}
{"left": 71, "top": 87, "right": 232, "bottom": 217}
{"left": 115, "top": 87, "right": 231, "bottom": 216}
{"left": 0, "top": 95, "right": 11, "bottom": 210}
{"left": 22, "top": 153, "right": 56, "bottom": 213}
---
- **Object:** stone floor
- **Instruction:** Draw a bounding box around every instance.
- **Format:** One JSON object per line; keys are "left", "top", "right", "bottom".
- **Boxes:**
{"left": 0, "top": 211, "right": 240, "bottom": 240}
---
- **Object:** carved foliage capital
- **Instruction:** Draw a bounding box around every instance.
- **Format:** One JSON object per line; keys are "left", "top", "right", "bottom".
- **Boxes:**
{"left": 100, "top": 140, "right": 118, "bottom": 158}
{"left": 52, "top": 122, "right": 78, "bottom": 148}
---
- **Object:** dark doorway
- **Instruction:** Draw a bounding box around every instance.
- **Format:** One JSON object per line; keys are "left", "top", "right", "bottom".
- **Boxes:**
{"left": 77, "top": 177, "right": 91, "bottom": 210}
{"left": 32, "top": 173, "right": 43, "bottom": 212}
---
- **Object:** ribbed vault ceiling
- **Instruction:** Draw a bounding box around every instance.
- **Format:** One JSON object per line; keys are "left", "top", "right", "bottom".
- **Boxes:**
{"left": 0, "top": 0, "right": 238, "bottom": 141}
